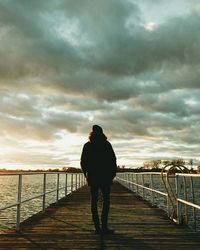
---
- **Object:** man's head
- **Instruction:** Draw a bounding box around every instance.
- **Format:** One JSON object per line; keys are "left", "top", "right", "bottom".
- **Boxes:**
{"left": 89, "top": 125, "right": 107, "bottom": 142}
{"left": 92, "top": 125, "right": 103, "bottom": 134}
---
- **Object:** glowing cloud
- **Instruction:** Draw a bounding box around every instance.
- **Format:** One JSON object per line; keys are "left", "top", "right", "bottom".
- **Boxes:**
{"left": 144, "top": 22, "right": 157, "bottom": 31}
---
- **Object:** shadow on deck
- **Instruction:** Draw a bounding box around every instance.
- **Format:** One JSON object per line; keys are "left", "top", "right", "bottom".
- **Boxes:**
{"left": 0, "top": 182, "right": 199, "bottom": 249}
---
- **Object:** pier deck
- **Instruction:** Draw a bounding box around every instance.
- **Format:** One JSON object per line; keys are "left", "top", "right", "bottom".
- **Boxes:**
{"left": 0, "top": 182, "right": 199, "bottom": 249}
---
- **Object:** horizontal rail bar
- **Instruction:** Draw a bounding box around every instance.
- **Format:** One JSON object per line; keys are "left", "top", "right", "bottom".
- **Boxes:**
{"left": 0, "top": 181, "right": 79, "bottom": 211}
{"left": 177, "top": 198, "right": 200, "bottom": 210}
{"left": 176, "top": 173, "right": 200, "bottom": 177}
{"left": 0, "top": 202, "right": 19, "bottom": 211}
{"left": 0, "top": 171, "right": 74, "bottom": 176}
{"left": 1, "top": 172, "right": 199, "bottom": 176}
{"left": 0, "top": 183, "right": 79, "bottom": 212}
{"left": 118, "top": 172, "right": 165, "bottom": 175}
{"left": 117, "top": 176, "right": 167, "bottom": 197}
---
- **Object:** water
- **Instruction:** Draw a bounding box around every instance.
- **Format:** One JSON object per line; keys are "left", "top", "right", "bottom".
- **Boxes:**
{"left": 0, "top": 173, "right": 77, "bottom": 232}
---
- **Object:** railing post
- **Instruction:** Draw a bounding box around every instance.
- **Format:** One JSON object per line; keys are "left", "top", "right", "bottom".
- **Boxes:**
{"left": 176, "top": 175, "right": 181, "bottom": 224}
{"left": 80, "top": 174, "right": 82, "bottom": 187}
{"left": 131, "top": 173, "right": 134, "bottom": 192}
{"left": 142, "top": 174, "right": 145, "bottom": 199}
{"left": 65, "top": 173, "right": 68, "bottom": 196}
{"left": 190, "top": 176, "right": 196, "bottom": 231}
{"left": 132, "top": 173, "right": 136, "bottom": 192}
{"left": 166, "top": 174, "right": 170, "bottom": 217}
{"left": 183, "top": 176, "right": 188, "bottom": 224}
{"left": 43, "top": 173, "right": 46, "bottom": 212}
{"left": 71, "top": 174, "right": 73, "bottom": 193}
{"left": 82, "top": 174, "right": 84, "bottom": 186}
{"left": 136, "top": 174, "right": 138, "bottom": 195}
{"left": 79, "top": 174, "right": 81, "bottom": 188}
{"left": 56, "top": 173, "right": 60, "bottom": 203}
{"left": 150, "top": 174, "right": 154, "bottom": 205}
{"left": 16, "top": 174, "right": 22, "bottom": 231}
{"left": 75, "top": 174, "right": 78, "bottom": 190}
{"left": 83, "top": 174, "right": 85, "bottom": 186}
{"left": 128, "top": 173, "right": 130, "bottom": 190}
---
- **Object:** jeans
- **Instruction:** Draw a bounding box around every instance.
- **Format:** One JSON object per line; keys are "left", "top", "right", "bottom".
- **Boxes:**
{"left": 90, "top": 184, "right": 111, "bottom": 229}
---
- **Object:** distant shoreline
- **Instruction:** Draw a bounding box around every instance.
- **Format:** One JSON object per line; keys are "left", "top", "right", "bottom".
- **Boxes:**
{"left": 0, "top": 167, "right": 198, "bottom": 174}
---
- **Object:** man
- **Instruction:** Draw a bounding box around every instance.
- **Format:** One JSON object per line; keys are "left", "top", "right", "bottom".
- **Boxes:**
{"left": 80, "top": 125, "right": 117, "bottom": 234}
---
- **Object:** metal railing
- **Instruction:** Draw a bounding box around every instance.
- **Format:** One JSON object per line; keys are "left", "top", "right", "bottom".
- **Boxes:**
{"left": 116, "top": 172, "right": 200, "bottom": 231}
{"left": 0, "top": 172, "right": 86, "bottom": 231}
{"left": 176, "top": 173, "right": 200, "bottom": 231}
{"left": 117, "top": 172, "right": 168, "bottom": 211}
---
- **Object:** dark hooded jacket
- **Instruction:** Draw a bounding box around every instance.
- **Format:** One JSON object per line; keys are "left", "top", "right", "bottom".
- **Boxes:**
{"left": 80, "top": 132, "right": 117, "bottom": 186}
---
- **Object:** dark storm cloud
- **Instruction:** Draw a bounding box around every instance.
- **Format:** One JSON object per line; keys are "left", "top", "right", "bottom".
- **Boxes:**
{"left": 0, "top": 0, "right": 81, "bottom": 82}
{"left": 1, "top": 0, "right": 200, "bottom": 100}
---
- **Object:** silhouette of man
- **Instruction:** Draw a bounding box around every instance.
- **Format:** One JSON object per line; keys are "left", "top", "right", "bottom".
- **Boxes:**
{"left": 81, "top": 125, "right": 117, "bottom": 234}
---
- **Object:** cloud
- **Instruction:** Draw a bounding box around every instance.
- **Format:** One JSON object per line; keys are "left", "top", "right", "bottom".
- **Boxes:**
{"left": 1, "top": 0, "right": 200, "bottom": 98}
{"left": 0, "top": 0, "right": 200, "bottom": 168}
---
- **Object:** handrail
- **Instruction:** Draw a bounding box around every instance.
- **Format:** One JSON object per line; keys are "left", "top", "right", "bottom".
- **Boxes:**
{"left": 0, "top": 172, "right": 86, "bottom": 231}
{"left": 176, "top": 173, "right": 200, "bottom": 231}
{"left": 0, "top": 185, "right": 72, "bottom": 211}
{"left": 177, "top": 198, "right": 200, "bottom": 210}
{"left": 116, "top": 172, "right": 200, "bottom": 232}
{"left": 117, "top": 176, "right": 167, "bottom": 197}
{"left": 116, "top": 172, "right": 169, "bottom": 215}
{"left": 176, "top": 173, "right": 199, "bottom": 177}
{"left": 161, "top": 163, "right": 189, "bottom": 222}
{"left": 0, "top": 171, "right": 66, "bottom": 176}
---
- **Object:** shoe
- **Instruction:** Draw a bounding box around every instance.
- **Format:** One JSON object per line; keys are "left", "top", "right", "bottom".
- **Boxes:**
{"left": 101, "top": 228, "right": 115, "bottom": 235}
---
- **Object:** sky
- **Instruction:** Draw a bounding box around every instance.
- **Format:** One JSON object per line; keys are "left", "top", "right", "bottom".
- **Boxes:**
{"left": 0, "top": 0, "right": 200, "bottom": 170}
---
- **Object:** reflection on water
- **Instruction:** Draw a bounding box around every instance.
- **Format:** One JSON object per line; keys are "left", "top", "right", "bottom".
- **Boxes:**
{"left": 0, "top": 173, "right": 75, "bottom": 232}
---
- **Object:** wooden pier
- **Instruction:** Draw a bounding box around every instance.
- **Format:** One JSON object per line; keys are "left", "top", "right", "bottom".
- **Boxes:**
{"left": 0, "top": 182, "right": 199, "bottom": 249}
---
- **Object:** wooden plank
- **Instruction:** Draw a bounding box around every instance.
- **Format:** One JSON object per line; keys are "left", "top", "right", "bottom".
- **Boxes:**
{"left": 0, "top": 182, "right": 199, "bottom": 249}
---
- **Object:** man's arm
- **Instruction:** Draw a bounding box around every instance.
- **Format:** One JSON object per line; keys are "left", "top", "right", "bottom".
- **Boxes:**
{"left": 108, "top": 142, "right": 117, "bottom": 178}
{"left": 80, "top": 143, "right": 89, "bottom": 178}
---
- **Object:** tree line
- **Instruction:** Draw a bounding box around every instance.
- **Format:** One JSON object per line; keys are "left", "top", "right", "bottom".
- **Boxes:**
{"left": 117, "top": 159, "right": 199, "bottom": 174}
